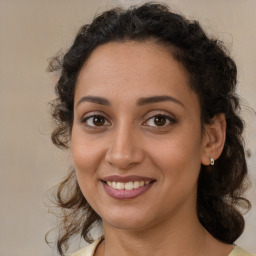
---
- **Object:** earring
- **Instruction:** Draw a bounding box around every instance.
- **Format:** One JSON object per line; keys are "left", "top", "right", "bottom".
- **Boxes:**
{"left": 210, "top": 157, "right": 214, "bottom": 166}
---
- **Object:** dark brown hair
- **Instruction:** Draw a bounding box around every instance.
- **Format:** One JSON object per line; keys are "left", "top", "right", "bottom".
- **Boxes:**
{"left": 47, "top": 3, "right": 251, "bottom": 255}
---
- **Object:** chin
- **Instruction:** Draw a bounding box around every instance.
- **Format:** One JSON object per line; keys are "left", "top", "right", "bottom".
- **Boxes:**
{"left": 101, "top": 208, "right": 155, "bottom": 231}
{"left": 104, "top": 219, "right": 149, "bottom": 231}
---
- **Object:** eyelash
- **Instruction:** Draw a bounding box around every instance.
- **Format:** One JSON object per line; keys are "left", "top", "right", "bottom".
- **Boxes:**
{"left": 143, "top": 114, "right": 177, "bottom": 128}
{"left": 81, "top": 114, "right": 111, "bottom": 128}
{"left": 81, "top": 113, "right": 176, "bottom": 129}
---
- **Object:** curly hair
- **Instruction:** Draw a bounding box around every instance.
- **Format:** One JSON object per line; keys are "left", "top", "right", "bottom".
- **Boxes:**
{"left": 47, "top": 3, "right": 251, "bottom": 255}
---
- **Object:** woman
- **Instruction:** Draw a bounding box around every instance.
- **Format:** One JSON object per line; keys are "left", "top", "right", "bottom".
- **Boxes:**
{"left": 47, "top": 3, "right": 253, "bottom": 256}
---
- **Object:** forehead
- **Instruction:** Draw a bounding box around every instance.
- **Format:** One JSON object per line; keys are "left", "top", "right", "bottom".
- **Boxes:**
{"left": 75, "top": 41, "right": 199, "bottom": 110}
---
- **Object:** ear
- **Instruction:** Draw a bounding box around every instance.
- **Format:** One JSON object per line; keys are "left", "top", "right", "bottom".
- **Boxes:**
{"left": 201, "top": 113, "right": 226, "bottom": 166}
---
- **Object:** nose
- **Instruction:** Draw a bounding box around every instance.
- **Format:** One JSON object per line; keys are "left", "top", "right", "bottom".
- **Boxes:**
{"left": 105, "top": 124, "right": 144, "bottom": 170}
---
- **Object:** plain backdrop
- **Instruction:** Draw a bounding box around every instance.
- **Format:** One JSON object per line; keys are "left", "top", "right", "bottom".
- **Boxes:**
{"left": 0, "top": 0, "right": 255, "bottom": 255}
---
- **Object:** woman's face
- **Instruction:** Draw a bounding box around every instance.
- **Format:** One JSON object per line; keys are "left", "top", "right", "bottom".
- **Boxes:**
{"left": 72, "top": 41, "right": 209, "bottom": 231}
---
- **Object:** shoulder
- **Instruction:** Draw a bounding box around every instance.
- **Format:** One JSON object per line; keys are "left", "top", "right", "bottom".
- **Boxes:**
{"left": 228, "top": 246, "right": 254, "bottom": 256}
{"left": 69, "top": 237, "right": 103, "bottom": 256}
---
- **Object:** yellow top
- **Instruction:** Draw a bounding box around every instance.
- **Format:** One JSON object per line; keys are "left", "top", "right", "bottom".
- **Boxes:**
{"left": 70, "top": 237, "right": 254, "bottom": 256}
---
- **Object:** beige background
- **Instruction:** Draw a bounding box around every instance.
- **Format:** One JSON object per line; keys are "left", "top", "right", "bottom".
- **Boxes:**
{"left": 0, "top": 0, "right": 255, "bottom": 255}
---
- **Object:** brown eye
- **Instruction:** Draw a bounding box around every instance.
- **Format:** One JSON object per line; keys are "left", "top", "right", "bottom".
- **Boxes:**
{"left": 82, "top": 115, "right": 110, "bottom": 127}
{"left": 93, "top": 116, "right": 105, "bottom": 126}
{"left": 143, "top": 114, "right": 176, "bottom": 128}
{"left": 154, "top": 115, "right": 167, "bottom": 126}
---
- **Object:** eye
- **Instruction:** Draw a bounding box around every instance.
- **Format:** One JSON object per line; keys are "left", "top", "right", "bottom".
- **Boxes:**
{"left": 82, "top": 115, "right": 110, "bottom": 127}
{"left": 143, "top": 114, "right": 176, "bottom": 127}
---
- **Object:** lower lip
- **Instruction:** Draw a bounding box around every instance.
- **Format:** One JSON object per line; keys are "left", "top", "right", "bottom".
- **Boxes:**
{"left": 102, "top": 181, "right": 154, "bottom": 200}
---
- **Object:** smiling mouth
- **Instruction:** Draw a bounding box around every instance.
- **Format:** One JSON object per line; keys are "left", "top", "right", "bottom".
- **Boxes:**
{"left": 101, "top": 176, "right": 156, "bottom": 199}
{"left": 104, "top": 180, "right": 151, "bottom": 190}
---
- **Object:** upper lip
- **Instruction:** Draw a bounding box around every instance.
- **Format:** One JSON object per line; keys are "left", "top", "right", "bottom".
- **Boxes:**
{"left": 101, "top": 175, "right": 155, "bottom": 183}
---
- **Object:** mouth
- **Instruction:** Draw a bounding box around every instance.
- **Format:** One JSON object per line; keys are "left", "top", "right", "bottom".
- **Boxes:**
{"left": 101, "top": 175, "right": 156, "bottom": 199}
{"left": 103, "top": 180, "right": 151, "bottom": 190}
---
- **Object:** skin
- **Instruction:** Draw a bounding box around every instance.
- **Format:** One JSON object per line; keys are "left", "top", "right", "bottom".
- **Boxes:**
{"left": 72, "top": 41, "right": 231, "bottom": 256}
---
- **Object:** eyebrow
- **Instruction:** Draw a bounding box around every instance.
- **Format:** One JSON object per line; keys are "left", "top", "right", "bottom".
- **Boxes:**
{"left": 76, "top": 96, "right": 111, "bottom": 107}
{"left": 137, "top": 95, "right": 184, "bottom": 107}
{"left": 76, "top": 95, "right": 184, "bottom": 108}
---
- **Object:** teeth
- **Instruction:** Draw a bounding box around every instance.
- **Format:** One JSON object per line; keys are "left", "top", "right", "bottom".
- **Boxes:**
{"left": 106, "top": 180, "right": 151, "bottom": 190}
{"left": 112, "top": 181, "right": 117, "bottom": 189}
{"left": 134, "top": 181, "right": 140, "bottom": 189}
{"left": 116, "top": 182, "right": 125, "bottom": 190}
{"left": 125, "top": 181, "right": 133, "bottom": 190}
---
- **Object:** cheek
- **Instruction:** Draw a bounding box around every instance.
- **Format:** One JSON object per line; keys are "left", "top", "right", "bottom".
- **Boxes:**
{"left": 146, "top": 130, "right": 203, "bottom": 184}
{"left": 71, "top": 138, "right": 102, "bottom": 208}
{"left": 72, "top": 127, "right": 101, "bottom": 169}
{"left": 71, "top": 129, "right": 105, "bottom": 193}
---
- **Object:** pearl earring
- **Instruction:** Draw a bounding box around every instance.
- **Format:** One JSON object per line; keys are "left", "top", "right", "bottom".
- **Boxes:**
{"left": 210, "top": 157, "right": 214, "bottom": 166}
